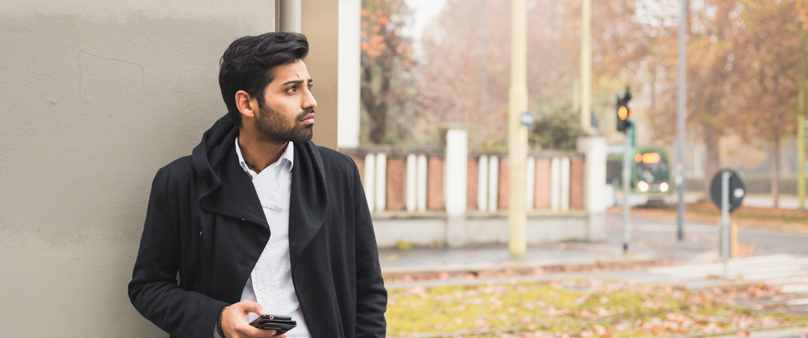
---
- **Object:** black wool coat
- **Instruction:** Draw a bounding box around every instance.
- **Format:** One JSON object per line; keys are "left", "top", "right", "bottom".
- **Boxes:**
{"left": 128, "top": 115, "right": 387, "bottom": 338}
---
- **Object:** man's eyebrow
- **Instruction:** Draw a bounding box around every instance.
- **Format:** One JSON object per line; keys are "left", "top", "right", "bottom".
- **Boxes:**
{"left": 282, "top": 78, "right": 314, "bottom": 86}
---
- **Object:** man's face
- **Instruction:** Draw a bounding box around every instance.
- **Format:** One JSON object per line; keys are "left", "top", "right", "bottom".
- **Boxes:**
{"left": 254, "top": 60, "right": 317, "bottom": 144}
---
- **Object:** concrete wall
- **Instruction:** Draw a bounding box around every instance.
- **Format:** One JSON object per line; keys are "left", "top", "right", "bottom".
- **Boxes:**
{"left": 371, "top": 214, "right": 590, "bottom": 248}
{"left": 0, "top": 1, "right": 275, "bottom": 336}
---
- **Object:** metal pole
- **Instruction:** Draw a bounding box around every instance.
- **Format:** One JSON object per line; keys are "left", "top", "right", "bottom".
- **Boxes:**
{"left": 580, "top": 0, "right": 591, "bottom": 131}
{"left": 798, "top": 36, "right": 806, "bottom": 209}
{"left": 721, "top": 171, "right": 730, "bottom": 278}
{"left": 622, "top": 126, "right": 632, "bottom": 252}
{"left": 508, "top": 0, "right": 528, "bottom": 256}
{"left": 676, "top": 0, "right": 688, "bottom": 241}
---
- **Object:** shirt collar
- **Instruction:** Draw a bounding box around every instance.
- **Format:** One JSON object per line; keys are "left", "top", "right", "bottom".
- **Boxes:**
{"left": 235, "top": 137, "right": 295, "bottom": 177}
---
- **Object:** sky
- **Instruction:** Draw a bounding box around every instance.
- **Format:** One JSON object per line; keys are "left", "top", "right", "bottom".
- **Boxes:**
{"left": 403, "top": 0, "right": 447, "bottom": 55}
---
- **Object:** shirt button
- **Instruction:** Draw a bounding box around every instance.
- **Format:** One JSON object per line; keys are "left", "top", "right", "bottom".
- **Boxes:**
{"left": 256, "top": 285, "right": 263, "bottom": 291}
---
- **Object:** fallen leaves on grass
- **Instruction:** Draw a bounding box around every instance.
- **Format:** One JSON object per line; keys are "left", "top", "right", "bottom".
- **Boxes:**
{"left": 386, "top": 280, "right": 805, "bottom": 338}
{"left": 383, "top": 260, "right": 676, "bottom": 285}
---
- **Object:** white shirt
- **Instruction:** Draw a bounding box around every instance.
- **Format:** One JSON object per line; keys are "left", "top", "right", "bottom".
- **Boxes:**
{"left": 214, "top": 138, "right": 311, "bottom": 338}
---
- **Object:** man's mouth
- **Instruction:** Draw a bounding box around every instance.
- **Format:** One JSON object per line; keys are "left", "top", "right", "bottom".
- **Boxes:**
{"left": 300, "top": 113, "right": 315, "bottom": 125}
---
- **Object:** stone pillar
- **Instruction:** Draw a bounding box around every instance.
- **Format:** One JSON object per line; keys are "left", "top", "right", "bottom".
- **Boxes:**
{"left": 444, "top": 129, "right": 468, "bottom": 247}
{"left": 488, "top": 156, "right": 499, "bottom": 212}
{"left": 374, "top": 153, "right": 387, "bottom": 211}
{"left": 550, "top": 157, "right": 561, "bottom": 211}
{"left": 416, "top": 155, "right": 428, "bottom": 211}
{"left": 406, "top": 154, "right": 417, "bottom": 212}
{"left": 525, "top": 156, "right": 535, "bottom": 210}
{"left": 477, "top": 155, "right": 489, "bottom": 211}
{"left": 363, "top": 153, "right": 375, "bottom": 212}
{"left": 577, "top": 135, "right": 607, "bottom": 241}
{"left": 560, "top": 157, "right": 570, "bottom": 212}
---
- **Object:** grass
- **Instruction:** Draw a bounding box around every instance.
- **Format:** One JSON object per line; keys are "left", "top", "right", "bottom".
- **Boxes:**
{"left": 386, "top": 280, "right": 806, "bottom": 338}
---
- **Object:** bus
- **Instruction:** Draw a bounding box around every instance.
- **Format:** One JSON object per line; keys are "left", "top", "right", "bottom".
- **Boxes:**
{"left": 606, "top": 145, "right": 672, "bottom": 205}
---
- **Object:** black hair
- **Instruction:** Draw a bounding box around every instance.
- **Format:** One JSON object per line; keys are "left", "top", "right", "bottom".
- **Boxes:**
{"left": 218, "top": 32, "right": 309, "bottom": 125}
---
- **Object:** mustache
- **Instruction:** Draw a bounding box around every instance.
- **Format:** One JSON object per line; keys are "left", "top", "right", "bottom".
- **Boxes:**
{"left": 297, "top": 110, "right": 315, "bottom": 121}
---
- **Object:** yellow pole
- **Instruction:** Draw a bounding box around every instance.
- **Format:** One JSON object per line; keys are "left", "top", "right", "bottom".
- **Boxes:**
{"left": 508, "top": 0, "right": 528, "bottom": 256}
{"left": 580, "top": 0, "right": 591, "bottom": 131}
{"left": 731, "top": 221, "right": 738, "bottom": 259}
{"left": 798, "top": 36, "right": 806, "bottom": 209}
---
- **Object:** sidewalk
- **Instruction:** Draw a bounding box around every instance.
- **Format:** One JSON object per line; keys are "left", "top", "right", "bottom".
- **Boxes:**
{"left": 379, "top": 214, "right": 723, "bottom": 282}
{"left": 380, "top": 212, "right": 808, "bottom": 287}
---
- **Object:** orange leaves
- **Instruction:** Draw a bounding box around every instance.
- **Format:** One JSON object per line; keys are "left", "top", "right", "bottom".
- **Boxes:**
{"left": 386, "top": 279, "right": 805, "bottom": 338}
{"left": 362, "top": 34, "right": 387, "bottom": 57}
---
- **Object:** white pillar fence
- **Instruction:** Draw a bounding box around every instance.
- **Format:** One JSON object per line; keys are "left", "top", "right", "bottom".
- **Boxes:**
{"left": 339, "top": 131, "right": 606, "bottom": 246}
{"left": 341, "top": 147, "right": 585, "bottom": 215}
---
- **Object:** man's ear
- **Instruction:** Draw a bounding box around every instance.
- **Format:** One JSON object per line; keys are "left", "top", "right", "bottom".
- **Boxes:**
{"left": 235, "top": 90, "right": 257, "bottom": 119}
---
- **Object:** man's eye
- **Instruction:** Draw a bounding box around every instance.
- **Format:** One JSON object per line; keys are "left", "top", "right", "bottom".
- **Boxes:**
{"left": 307, "top": 84, "right": 313, "bottom": 90}
{"left": 286, "top": 87, "right": 297, "bottom": 93}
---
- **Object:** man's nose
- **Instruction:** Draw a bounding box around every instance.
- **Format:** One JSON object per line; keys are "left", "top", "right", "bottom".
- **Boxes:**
{"left": 303, "top": 89, "right": 317, "bottom": 111}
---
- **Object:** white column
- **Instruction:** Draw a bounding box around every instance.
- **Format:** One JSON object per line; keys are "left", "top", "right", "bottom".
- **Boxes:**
{"left": 477, "top": 155, "right": 489, "bottom": 211}
{"left": 279, "top": 0, "right": 302, "bottom": 32}
{"left": 488, "top": 156, "right": 499, "bottom": 212}
{"left": 577, "top": 135, "right": 608, "bottom": 241}
{"left": 577, "top": 137, "right": 607, "bottom": 213}
{"left": 337, "top": 0, "right": 361, "bottom": 148}
{"left": 444, "top": 129, "right": 468, "bottom": 216}
{"left": 416, "top": 154, "right": 428, "bottom": 211}
{"left": 525, "top": 156, "right": 535, "bottom": 211}
{"left": 550, "top": 157, "right": 561, "bottom": 211}
{"left": 374, "top": 153, "right": 387, "bottom": 211}
{"left": 363, "top": 154, "right": 375, "bottom": 212}
{"left": 560, "top": 157, "right": 571, "bottom": 212}
{"left": 406, "top": 154, "right": 417, "bottom": 212}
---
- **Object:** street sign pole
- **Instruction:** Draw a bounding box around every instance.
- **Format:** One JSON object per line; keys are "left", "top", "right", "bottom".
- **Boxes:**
{"left": 622, "top": 125, "right": 632, "bottom": 252}
{"left": 676, "top": 0, "right": 688, "bottom": 241}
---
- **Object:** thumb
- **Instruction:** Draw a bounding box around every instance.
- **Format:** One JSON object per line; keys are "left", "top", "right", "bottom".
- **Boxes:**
{"left": 239, "top": 301, "right": 268, "bottom": 316}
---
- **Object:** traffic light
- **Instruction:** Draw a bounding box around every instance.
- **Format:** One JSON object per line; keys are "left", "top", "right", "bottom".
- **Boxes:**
{"left": 616, "top": 85, "right": 633, "bottom": 133}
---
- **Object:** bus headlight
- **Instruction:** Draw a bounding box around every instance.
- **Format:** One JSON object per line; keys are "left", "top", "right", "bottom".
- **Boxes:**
{"left": 638, "top": 181, "right": 649, "bottom": 192}
{"left": 660, "top": 182, "right": 669, "bottom": 192}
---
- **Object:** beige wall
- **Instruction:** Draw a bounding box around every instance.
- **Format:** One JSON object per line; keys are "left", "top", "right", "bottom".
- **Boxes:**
{"left": 0, "top": 1, "right": 281, "bottom": 336}
{"left": 303, "top": 0, "right": 339, "bottom": 149}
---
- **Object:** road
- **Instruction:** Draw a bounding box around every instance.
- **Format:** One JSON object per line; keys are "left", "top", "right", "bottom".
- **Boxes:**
{"left": 604, "top": 214, "right": 808, "bottom": 257}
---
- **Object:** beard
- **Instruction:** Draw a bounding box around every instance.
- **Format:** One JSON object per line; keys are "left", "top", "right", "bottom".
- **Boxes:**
{"left": 254, "top": 104, "right": 314, "bottom": 144}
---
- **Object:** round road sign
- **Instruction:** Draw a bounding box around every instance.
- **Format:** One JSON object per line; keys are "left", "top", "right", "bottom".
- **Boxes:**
{"left": 709, "top": 169, "right": 746, "bottom": 212}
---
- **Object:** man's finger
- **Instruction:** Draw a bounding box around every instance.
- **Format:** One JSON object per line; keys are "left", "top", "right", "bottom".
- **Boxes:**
{"left": 238, "top": 301, "right": 266, "bottom": 316}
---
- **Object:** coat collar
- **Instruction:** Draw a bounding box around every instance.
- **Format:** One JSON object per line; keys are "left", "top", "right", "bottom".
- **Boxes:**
{"left": 198, "top": 140, "right": 269, "bottom": 229}
{"left": 288, "top": 141, "right": 328, "bottom": 269}
{"left": 196, "top": 124, "right": 329, "bottom": 262}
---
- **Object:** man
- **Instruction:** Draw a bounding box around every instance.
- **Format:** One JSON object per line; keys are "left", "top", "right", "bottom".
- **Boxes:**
{"left": 129, "top": 32, "right": 387, "bottom": 338}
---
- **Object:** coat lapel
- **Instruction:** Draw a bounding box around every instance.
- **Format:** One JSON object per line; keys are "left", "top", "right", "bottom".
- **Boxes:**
{"left": 199, "top": 145, "right": 270, "bottom": 229}
{"left": 289, "top": 141, "right": 329, "bottom": 272}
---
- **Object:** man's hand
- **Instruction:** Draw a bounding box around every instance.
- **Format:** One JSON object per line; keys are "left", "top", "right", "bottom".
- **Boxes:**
{"left": 220, "top": 301, "right": 287, "bottom": 338}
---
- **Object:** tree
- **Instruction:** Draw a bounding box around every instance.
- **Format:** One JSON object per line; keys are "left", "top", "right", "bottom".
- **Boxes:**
{"left": 732, "top": 0, "right": 802, "bottom": 207}
{"left": 417, "top": 0, "right": 583, "bottom": 150}
{"left": 360, "top": 0, "right": 421, "bottom": 145}
{"left": 529, "top": 102, "right": 583, "bottom": 150}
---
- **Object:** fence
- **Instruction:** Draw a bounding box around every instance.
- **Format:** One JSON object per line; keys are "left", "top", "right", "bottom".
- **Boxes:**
{"left": 339, "top": 129, "right": 608, "bottom": 247}
{"left": 341, "top": 149, "right": 586, "bottom": 214}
